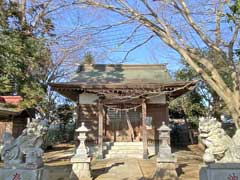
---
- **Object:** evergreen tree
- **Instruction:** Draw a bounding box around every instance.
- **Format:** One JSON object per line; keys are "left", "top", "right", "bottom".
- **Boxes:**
{"left": 0, "top": 0, "right": 52, "bottom": 108}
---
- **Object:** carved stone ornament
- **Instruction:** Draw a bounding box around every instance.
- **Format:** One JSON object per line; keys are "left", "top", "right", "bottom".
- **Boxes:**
{"left": 1, "top": 118, "right": 48, "bottom": 169}
{"left": 199, "top": 117, "right": 240, "bottom": 163}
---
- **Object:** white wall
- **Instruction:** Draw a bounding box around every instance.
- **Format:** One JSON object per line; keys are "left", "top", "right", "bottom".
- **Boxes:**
{"left": 147, "top": 94, "right": 166, "bottom": 104}
{"left": 79, "top": 93, "right": 98, "bottom": 104}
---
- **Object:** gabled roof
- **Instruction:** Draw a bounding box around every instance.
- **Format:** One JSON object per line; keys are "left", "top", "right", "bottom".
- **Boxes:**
{"left": 50, "top": 64, "right": 197, "bottom": 102}
{"left": 70, "top": 64, "right": 172, "bottom": 85}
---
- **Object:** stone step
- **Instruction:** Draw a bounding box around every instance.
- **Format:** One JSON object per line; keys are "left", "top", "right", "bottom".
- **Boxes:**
{"left": 107, "top": 150, "right": 143, "bottom": 154}
{"left": 113, "top": 142, "right": 143, "bottom": 146}
{"left": 105, "top": 153, "right": 143, "bottom": 159}
{"left": 104, "top": 141, "right": 144, "bottom": 159}
{"left": 110, "top": 146, "right": 143, "bottom": 150}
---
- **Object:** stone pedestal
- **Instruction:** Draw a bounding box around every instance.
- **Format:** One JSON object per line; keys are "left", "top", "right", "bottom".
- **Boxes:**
{"left": 154, "top": 122, "right": 178, "bottom": 180}
{"left": 70, "top": 122, "right": 92, "bottom": 180}
{"left": 200, "top": 163, "right": 240, "bottom": 180}
{"left": 70, "top": 157, "right": 92, "bottom": 180}
{"left": 154, "top": 162, "right": 178, "bottom": 180}
{"left": 0, "top": 167, "right": 48, "bottom": 180}
{"left": 154, "top": 154, "right": 178, "bottom": 180}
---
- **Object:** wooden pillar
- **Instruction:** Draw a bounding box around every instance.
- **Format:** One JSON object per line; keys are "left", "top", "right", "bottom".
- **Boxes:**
{"left": 142, "top": 99, "right": 148, "bottom": 159}
{"left": 103, "top": 106, "right": 107, "bottom": 137}
{"left": 98, "top": 99, "right": 104, "bottom": 159}
{"left": 75, "top": 100, "right": 81, "bottom": 147}
{"left": 166, "top": 102, "right": 169, "bottom": 123}
{"left": 76, "top": 102, "right": 81, "bottom": 128}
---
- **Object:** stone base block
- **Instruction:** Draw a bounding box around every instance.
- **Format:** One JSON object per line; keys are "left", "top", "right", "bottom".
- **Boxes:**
{"left": 157, "top": 156, "right": 177, "bottom": 163}
{"left": 154, "top": 162, "right": 178, "bottom": 180}
{"left": 200, "top": 163, "right": 240, "bottom": 180}
{"left": 70, "top": 162, "right": 92, "bottom": 180}
{"left": 0, "top": 167, "right": 48, "bottom": 180}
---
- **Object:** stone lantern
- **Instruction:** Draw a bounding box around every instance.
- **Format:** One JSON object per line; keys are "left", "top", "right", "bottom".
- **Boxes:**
{"left": 157, "top": 121, "right": 175, "bottom": 161}
{"left": 70, "top": 122, "right": 92, "bottom": 180}
{"left": 154, "top": 122, "right": 177, "bottom": 180}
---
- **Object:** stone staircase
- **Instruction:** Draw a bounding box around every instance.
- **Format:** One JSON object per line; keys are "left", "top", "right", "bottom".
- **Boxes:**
{"left": 104, "top": 142, "right": 144, "bottom": 159}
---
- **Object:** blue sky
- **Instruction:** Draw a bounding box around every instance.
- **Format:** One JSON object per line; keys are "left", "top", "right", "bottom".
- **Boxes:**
{"left": 47, "top": 0, "right": 238, "bottom": 79}
{"left": 49, "top": 3, "right": 184, "bottom": 76}
{"left": 43, "top": 0, "right": 240, "bottom": 108}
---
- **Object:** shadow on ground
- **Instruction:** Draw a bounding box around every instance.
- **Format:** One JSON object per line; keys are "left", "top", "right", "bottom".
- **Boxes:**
{"left": 42, "top": 144, "right": 203, "bottom": 180}
{"left": 92, "top": 162, "right": 125, "bottom": 179}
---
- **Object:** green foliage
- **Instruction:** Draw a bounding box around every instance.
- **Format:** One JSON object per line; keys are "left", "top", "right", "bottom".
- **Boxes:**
{"left": 226, "top": 0, "right": 240, "bottom": 63}
{"left": 170, "top": 55, "right": 207, "bottom": 123}
{"left": 170, "top": 48, "right": 233, "bottom": 123}
{"left": 0, "top": 30, "right": 50, "bottom": 108}
{"left": 0, "top": 1, "right": 52, "bottom": 109}
{"left": 57, "top": 104, "right": 74, "bottom": 127}
{"left": 226, "top": 0, "right": 240, "bottom": 24}
{"left": 45, "top": 104, "right": 75, "bottom": 144}
{"left": 201, "top": 49, "right": 233, "bottom": 90}
{"left": 65, "top": 122, "right": 76, "bottom": 142}
{"left": 169, "top": 88, "right": 206, "bottom": 121}
{"left": 197, "top": 49, "right": 233, "bottom": 118}
{"left": 43, "top": 121, "right": 75, "bottom": 148}
{"left": 42, "top": 128, "right": 63, "bottom": 149}
{"left": 0, "top": 0, "right": 54, "bottom": 36}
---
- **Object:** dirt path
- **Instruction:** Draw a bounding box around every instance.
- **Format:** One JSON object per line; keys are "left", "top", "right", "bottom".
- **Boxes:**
{"left": 42, "top": 144, "right": 203, "bottom": 180}
{"left": 175, "top": 145, "right": 203, "bottom": 180}
{"left": 92, "top": 158, "right": 153, "bottom": 180}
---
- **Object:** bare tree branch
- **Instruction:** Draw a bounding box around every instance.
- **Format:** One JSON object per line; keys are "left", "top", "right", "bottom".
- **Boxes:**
{"left": 69, "top": 0, "right": 240, "bottom": 127}
{"left": 31, "top": 0, "right": 52, "bottom": 29}
{"left": 123, "top": 35, "right": 154, "bottom": 62}
{"left": 172, "top": 0, "right": 222, "bottom": 53}
{"left": 215, "top": 0, "right": 224, "bottom": 46}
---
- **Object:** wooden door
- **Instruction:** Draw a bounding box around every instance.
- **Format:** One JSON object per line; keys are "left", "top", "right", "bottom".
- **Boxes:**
{"left": 106, "top": 108, "right": 141, "bottom": 142}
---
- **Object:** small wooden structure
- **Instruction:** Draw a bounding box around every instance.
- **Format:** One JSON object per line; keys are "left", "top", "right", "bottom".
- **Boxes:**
{"left": 50, "top": 64, "right": 196, "bottom": 159}
{"left": 0, "top": 96, "right": 33, "bottom": 138}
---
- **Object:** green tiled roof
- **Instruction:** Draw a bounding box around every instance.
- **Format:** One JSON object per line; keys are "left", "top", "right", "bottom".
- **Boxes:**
{"left": 50, "top": 64, "right": 197, "bottom": 101}
{"left": 68, "top": 64, "right": 172, "bottom": 85}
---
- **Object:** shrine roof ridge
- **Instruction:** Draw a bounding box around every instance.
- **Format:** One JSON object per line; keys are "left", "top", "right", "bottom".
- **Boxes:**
{"left": 67, "top": 63, "right": 172, "bottom": 85}
{"left": 78, "top": 64, "right": 167, "bottom": 71}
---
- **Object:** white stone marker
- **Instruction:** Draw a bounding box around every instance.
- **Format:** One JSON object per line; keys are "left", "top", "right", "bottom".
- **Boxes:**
{"left": 70, "top": 122, "right": 92, "bottom": 180}
{"left": 200, "top": 163, "right": 240, "bottom": 180}
{"left": 0, "top": 167, "right": 48, "bottom": 180}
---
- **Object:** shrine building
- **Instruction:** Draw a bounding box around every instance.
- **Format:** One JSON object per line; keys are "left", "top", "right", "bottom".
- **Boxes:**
{"left": 50, "top": 64, "right": 197, "bottom": 159}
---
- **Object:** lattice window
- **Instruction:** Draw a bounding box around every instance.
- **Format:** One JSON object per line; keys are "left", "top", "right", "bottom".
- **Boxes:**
{"left": 107, "top": 109, "right": 141, "bottom": 129}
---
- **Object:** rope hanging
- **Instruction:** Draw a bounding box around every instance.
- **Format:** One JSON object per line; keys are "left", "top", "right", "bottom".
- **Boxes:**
{"left": 103, "top": 104, "right": 142, "bottom": 112}
{"left": 103, "top": 92, "right": 167, "bottom": 112}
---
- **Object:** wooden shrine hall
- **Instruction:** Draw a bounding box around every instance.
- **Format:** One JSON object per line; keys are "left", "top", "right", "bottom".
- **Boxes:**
{"left": 50, "top": 64, "right": 197, "bottom": 159}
